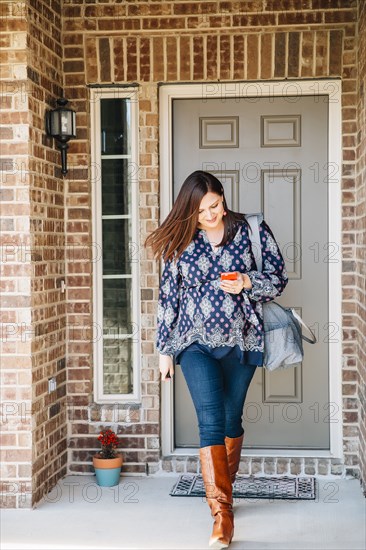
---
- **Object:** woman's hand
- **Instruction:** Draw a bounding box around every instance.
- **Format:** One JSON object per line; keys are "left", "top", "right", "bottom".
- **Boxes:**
{"left": 220, "top": 272, "right": 252, "bottom": 294}
{"left": 159, "top": 353, "right": 174, "bottom": 381}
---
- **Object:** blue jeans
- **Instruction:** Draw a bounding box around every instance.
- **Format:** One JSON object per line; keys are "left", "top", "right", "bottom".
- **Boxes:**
{"left": 177, "top": 342, "right": 257, "bottom": 448}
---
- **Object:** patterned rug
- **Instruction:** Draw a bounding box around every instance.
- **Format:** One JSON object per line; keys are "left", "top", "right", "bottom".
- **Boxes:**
{"left": 170, "top": 474, "right": 316, "bottom": 500}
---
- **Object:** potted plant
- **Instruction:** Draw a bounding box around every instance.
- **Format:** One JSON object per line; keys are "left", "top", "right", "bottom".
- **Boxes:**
{"left": 93, "top": 428, "right": 123, "bottom": 487}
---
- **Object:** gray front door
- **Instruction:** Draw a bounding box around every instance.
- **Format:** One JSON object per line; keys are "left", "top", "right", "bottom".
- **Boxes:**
{"left": 172, "top": 95, "right": 330, "bottom": 449}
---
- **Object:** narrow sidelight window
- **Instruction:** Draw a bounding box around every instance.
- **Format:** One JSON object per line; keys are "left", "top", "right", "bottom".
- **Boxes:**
{"left": 90, "top": 89, "right": 140, "bottom": 402}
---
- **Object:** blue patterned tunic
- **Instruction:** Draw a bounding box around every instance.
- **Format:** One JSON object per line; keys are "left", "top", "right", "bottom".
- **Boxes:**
{"left": 156, "top": 218, "right": 289, "bottom": 366}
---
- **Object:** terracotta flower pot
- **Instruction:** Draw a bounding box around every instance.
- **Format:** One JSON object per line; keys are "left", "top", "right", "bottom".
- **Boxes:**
{"left": 93, "top": 453, "right": 123, "bottom": 486}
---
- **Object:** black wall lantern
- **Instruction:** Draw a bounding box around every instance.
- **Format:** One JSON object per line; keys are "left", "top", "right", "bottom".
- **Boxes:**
{"left": 45, "top": 97, "right": 76, "bottom": 175}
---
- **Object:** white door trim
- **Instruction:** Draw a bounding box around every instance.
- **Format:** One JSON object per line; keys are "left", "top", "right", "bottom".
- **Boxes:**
{"left": 159, "top": 79, "right": 343, "bottom": 459}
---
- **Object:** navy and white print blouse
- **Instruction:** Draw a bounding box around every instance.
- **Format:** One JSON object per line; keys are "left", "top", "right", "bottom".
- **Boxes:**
{"left": 156, "top": 218, "right": 289, "bottom": 366}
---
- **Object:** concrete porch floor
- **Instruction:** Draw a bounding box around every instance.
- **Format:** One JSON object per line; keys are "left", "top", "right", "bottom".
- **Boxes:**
{"left": 1, "top": 474, "right": 365, "bottom": 550}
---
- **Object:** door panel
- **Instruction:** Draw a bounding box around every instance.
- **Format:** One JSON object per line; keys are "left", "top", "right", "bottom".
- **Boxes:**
{"left": 262, "top": 169, "right": 301, "bottom": 278}
{"left": 173, "top": 96, "right": 329, "bottom": 449}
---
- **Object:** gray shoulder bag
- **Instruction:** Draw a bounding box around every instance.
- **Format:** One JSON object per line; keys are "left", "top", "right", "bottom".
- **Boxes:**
{"left": 245, "top": 213, "right": 317, "bottom": 371}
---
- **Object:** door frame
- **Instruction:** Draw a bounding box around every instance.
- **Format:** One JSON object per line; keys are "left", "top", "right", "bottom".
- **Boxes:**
{"left": 159, "top": 79, "right": 343, "bottom": 459}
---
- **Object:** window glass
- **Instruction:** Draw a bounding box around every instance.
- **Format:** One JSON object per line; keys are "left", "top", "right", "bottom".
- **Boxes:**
{"left": 102, "top": 159, "right": 131, "bottom": 216}
{"left": 101, "top": 99, "right": 131, "bottom": 155}
{"left": 97, "top": 96, "right": 137, "bottom": 398}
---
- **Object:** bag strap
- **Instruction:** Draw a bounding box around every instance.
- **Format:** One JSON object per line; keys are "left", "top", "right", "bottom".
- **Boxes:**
{"left": 245, "top": 214, "right": 317, "bottom": 345}
{"left": 290, "top": 307, "right": 318, "bottom": 344}
{"left": 245, "top": 213, "right": 263, "bottom": 271}
{"left": 273, "top": 302, "right": 318, "bottom": 344}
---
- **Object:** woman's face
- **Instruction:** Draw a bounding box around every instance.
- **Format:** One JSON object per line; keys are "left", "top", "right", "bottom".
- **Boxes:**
{"left": 197, "top": 192, "right": 225, "bottom": 231}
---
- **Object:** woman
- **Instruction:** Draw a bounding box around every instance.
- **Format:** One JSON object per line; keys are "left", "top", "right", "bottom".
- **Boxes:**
{"left": 144, "top": 170, "right": 288, "bottom": 548}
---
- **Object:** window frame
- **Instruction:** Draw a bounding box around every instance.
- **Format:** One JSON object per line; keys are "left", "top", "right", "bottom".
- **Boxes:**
{"left": 90, "top": 87, "right": 141, "bottom": 403}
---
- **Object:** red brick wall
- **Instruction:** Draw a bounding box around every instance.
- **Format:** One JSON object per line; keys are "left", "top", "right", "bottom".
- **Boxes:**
{"left": 0, "top": 0, "right": 67, "bottom": 507}
{"left": 62, "top": 0, "right": 362, "bottom": 482}
{"left": 1, "top": 0, "right": 365, "bottom": 507}
{"left": 27, "top": 0, "right": 68, "bottom": 506}
{"left": 0, "top": 0, "right": 32, "bottom": 509}
{"left": 356, "top": 0, "right": 366, "bottom": 496}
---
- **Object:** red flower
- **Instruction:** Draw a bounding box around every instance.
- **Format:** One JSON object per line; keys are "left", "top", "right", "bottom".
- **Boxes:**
{"left": 97, "top": 428, "right": 120, "bottom": 459}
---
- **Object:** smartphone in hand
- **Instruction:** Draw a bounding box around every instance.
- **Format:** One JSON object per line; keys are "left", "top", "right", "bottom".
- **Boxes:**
{"left": 220, "top": 272, "right": 238, "bottom": 281}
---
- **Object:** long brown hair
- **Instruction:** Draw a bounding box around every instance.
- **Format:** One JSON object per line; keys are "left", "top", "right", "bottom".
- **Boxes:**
{"left": 144, "top": 171, "right": 249, "bottom": 262}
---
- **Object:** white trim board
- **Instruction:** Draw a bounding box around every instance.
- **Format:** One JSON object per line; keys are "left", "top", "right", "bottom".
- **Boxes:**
{"left": 159, "top": 79, "right": 343, "bottom": 460}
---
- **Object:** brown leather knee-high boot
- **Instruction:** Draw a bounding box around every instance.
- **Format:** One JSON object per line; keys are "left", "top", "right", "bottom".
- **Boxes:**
{"left": 199, "top": 445, "right": 234, "bottom": 549}
{"left": 224, "top": 433, "right": 244, "bottom": 484}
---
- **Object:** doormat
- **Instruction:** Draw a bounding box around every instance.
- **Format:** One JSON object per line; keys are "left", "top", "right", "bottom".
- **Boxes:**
{"left": 170, "top": 474, "right": 316, "bottom": 500}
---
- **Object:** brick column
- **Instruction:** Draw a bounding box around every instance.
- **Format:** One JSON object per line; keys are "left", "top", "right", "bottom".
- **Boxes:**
{"left": 0, "top": 1, "right": 32, "bottom": 508}
{"left": 0, "top": 0, "right": 67, "bottom": 508}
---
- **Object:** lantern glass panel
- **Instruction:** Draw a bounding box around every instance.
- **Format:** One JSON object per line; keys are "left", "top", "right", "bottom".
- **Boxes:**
{"left": 60, "top": 111, "right": 70, "bottom": 136}
{"left": 71, "top": 111, "right": 76, "bottom": 137}
{"left": 51, "top": 111, "right": 60, "bottom": 136}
